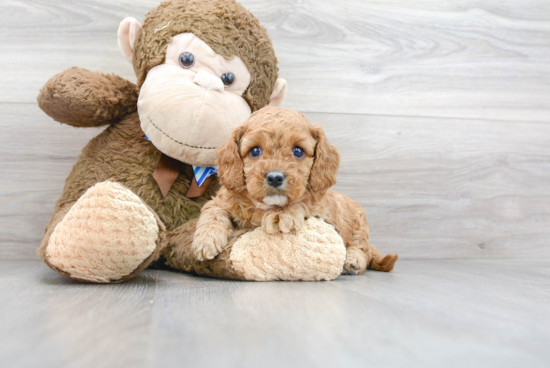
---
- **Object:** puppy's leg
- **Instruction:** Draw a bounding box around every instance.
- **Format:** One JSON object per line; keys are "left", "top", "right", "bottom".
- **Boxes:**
{"left": 262, "top": 204, "right": 307, "bottom": 234}
{"left": 278, "top": 204, "right": 307, "bottom": 233}
{"left": 343, "top": 245, "right": 369, "bottom": 275}
{"left": 341, "top": 211, "right": 369, "bottom": 275}
{"left": 262, "top": 211, "right": 280, "bottom": 234}
{"left": 343, "top": 212, "right": 398, "bottom": 274}
{"left": 192, "top": 201, "right": 233, "bottom": 261}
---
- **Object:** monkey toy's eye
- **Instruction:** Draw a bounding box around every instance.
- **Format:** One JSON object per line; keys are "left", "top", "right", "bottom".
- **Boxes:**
{"left": 179, "top": 52, "right": 195, "bottom": 68}
{"left": 221, "top": 72, "right": 235, "bottom": 86}
{"left": 293, "top": 147, "right": 305, "bottom": 158}
{"left": 249, "top": 146, "right": 262, "bottom": 158}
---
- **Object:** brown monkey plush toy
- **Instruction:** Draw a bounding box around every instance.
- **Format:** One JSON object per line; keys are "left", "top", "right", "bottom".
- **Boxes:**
{"left": 37, "top": 0, "right": 347, "bottom": 283}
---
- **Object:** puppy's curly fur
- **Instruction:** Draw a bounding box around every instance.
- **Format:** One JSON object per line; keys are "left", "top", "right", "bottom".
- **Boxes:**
{"left": 192, "top": 107, "right": 398, "bottom": 274}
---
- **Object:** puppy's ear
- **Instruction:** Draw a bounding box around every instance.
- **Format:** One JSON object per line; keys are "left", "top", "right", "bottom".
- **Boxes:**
{"left": 309, "top": 124, "right": 340, "bottom": 192}
{"left": 217, "top": 125, "right": 248, "bottom": 192}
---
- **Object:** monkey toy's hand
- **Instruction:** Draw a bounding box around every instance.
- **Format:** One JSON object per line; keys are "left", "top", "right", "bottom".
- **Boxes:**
{"left": 37, "top": 67, "right": 138, "bottom": 128}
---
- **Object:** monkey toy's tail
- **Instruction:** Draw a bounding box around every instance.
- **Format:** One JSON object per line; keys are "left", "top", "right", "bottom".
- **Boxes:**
{"left": 368, "top": 247, "right": 398, "bottom": 272}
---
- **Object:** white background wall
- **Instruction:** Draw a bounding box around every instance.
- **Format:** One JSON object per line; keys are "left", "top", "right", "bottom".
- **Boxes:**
{"left": 1, "top": 0, "right": 549, "bottom": 259}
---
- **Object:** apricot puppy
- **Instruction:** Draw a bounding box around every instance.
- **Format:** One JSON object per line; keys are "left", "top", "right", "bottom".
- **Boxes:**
{"left": 192, "top": 107, "right": 398, "bottom": 274}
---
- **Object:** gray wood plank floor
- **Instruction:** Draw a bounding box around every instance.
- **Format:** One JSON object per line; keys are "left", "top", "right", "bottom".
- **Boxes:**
{"left": 1, "top": 259, "right": 549, "bottom": 368}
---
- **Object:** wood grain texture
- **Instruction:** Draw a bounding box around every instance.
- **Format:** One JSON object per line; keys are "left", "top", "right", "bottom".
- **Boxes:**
{"left": 0, "top": 0, "right": 549, "bottom": 121}
{"left": 0, "top": 102, "right": 104, "bottom": 259}
{"left": 306, "top": 112, "right": 550, "bottom": 259}
{"left": 2, "top": 103, "right": 549, "bottom": 260}
{"left": 1, "top": 259, "right": 549, "bottom": 368}
{"left": 1, "top": 0, "right": 549, "bottom": 260}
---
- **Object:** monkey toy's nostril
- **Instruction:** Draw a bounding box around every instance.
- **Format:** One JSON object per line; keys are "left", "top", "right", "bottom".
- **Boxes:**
{"left": 266, "top": 171, "right": 285, "bottom": 188}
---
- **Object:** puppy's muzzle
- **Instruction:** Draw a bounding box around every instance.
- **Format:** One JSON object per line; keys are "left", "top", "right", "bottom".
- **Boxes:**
{"left": 266, "top": 171, "right": 285, "bottom": 188}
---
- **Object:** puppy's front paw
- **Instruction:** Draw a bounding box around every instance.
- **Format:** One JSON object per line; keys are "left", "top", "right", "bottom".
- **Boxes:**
{"left": 192, "top": 227, "right": 230, "bottom": 261}
{"left": 278, "top": 212, "right": 305, "bottom": 233}
{"left": 262, "top": 212, "right": 280, "bottom": 234}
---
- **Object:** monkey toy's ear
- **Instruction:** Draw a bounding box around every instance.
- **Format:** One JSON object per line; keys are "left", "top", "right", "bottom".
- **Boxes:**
{"left": 268, "top": 79, "right": 288, "bottom": 107}
{"left": 216, "top": 125, "right": 248, "bottom": 192}
{"left": 309, "top": 124, "right": 341, "bottom": 192}
{"left": 118, "top": 17, "right": 143, "bottom": 63}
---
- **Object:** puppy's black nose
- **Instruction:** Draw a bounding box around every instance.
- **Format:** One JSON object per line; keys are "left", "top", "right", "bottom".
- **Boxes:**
{"left": 266, "top": 171, "right": 285, "bottom": 188}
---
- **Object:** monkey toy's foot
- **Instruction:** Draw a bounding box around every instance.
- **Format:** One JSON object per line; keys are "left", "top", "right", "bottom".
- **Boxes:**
{"left": 44, "top": 181, "right": 164, "bottom": 283}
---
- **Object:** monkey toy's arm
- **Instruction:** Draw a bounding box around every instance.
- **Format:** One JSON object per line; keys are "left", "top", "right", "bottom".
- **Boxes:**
{"left": 37, "top": 67, "right": 138, "bottom": 127}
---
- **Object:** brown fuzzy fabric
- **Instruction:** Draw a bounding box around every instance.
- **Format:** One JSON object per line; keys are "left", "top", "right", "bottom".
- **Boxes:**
{"left": 37, "top": 67, "right": 138, "bottom": 127}
{"left": 133, "top": 0, "right": 278, "bottom": 111}
{"left": 49, "top": 113, "right": 219, "bottom": 232}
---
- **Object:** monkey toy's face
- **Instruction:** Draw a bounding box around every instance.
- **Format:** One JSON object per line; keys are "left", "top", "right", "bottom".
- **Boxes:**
{"left": 118, "top": 7, "right": 286, "bottom": 168}
{"left": 138, "top": 33, "right": 253, "bottom": 167}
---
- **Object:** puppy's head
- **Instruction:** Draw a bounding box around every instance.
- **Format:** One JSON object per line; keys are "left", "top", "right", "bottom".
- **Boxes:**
{"left": 217, "top": 106, "right": 340, "bottom": 206}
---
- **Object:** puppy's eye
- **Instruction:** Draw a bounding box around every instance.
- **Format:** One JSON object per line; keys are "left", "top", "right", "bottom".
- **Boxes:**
{"left": 293, "top": 147, "right": 305, "bottom": 158}
{"left": 250, "top": 146, "right": 262, "bottom": 158}
{"left": 179, "top": 52, "right": 195, "bottom": 68}
{"left": 221, "top": 72, "right": 235, "bottom": 86}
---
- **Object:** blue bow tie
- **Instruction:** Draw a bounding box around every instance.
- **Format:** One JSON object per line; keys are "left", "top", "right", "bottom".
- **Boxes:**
{"left": 192, "top": 166, "right": 218, "bottom": 187}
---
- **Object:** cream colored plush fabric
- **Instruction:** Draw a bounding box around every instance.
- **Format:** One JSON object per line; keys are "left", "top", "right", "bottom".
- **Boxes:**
{"left": 229, "top": 218, "right": 346, "bottom": 281}
{"left": 46, "top": 181, "right": 160, "bottom": 283}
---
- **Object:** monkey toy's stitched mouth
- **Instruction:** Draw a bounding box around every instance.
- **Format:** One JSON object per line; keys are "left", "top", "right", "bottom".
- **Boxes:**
{"left": 147, "top": 117, "right": 217, "bottom": 151}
